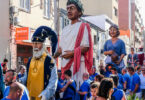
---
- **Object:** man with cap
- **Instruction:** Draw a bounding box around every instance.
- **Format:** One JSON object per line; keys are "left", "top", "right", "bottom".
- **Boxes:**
{"left": 19, "top": 26, "right": 58, "bottom": 100}
{"left": 54, "top": 0, "right": 93, "bottom": 89}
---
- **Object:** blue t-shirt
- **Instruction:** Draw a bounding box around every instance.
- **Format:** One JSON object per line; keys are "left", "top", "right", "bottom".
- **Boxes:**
{"left": 17, "top": 73, "right": 25, "bottom": 79}
{"left": 56, "top": 81, "right": 63, "bottom": 100}
{"left": 63, "top": 80, "right": 76, "bottom": 99}
{"left": 130, "top": 73, "right": 141, "bottom": 93}
{"left": 56, "top": 81, "right": 63, "bottom": 92}
{"left": 2, "top": 98, "right": 11, "bottom": 100}
{"left": 118, "top": 73, "right": 125, "bottom": 89}
{"left": 123, "top": 73, "right": 131, "bottom": 89}
{"left": 4, "top": 86, "right": 29, "bottom": 100}
{"left": 0, "top": 64, "right": 5, "bottom": 95}
{"left": 104, "top": 71, "right": 111, "bottom": 77}
{"left": 59, "top": 78, "right": 64, "bottom": 84}
{"left": 89, "top": 73, "right": 98, "bottom": 81}
{"left": 79, "top": 80, "right": 91, "bottom": 100}
{"left": 112, "top": 88, "right": 123, "bottom": 100}
{"left": 109, "top": 73, "right": 125, "bottom": 89}
{"left": 104, "top": 39, "right": 126, "bottom": 56}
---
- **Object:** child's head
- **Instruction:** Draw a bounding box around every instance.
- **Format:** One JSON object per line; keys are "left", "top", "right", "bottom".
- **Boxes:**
{"left": 95, "top": 75, "right": 104, "bottom": 82}
{"left": 90, "top": 82, "right": 100, "bottom": 97}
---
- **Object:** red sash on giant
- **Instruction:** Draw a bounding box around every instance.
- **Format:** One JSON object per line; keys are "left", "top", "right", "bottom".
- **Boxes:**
{"left": 61, "top": 23, "right": 93, "bottom": 79}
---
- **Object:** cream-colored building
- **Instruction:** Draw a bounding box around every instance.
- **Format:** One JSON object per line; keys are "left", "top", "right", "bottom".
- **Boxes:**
{"left": 0, "top": 0, "right": 10, "bottom": 66}
{"left": 10, "top": 0, "right": 56, "bottom": 69}
{"left": 59, "top": 0, "right": 118, "bottom": 25}
{"left": 11, "top": 0, "right": 55, "bottom": 29}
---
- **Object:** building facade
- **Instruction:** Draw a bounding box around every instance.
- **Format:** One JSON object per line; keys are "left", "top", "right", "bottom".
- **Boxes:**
{"left": 10, "top": 0, "right": 55, "bottom": 69}
{"left": 118, "top": 0, "right": 143, "bottom": 50}
{"left": 0, "top": 0, "right": 10, "bottom": 66}
{"left": 59, "top": 0, "right": 118, "bottom": 25}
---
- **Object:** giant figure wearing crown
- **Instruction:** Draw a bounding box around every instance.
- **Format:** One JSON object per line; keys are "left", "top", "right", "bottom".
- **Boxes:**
{"left": 54, "top": 0, "right": 93, "bottom": 89}
{"left": 20, "top": 26, "right": 58, "bottom": 100}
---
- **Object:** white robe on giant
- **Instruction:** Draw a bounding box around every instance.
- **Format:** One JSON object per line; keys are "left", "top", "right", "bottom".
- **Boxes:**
{"left": 60, "top": 22, "right": 90, "bottom": 89}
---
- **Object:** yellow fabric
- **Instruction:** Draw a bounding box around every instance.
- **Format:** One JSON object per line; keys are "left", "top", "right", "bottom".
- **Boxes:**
{"left": 27, "top": 53, "right": 47, "bottom": 100}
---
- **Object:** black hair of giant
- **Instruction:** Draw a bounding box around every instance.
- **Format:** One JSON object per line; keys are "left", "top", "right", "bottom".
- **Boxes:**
{"left": 67, "top": 1, "right": 83, "bottom": 17}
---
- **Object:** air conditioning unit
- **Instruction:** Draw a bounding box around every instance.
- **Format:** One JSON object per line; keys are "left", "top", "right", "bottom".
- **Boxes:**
{"left": 10, "top": 6, "right": 18, "bottom": 14}
{"left": 14, "top": 17, "right": 20, "bottom": 25}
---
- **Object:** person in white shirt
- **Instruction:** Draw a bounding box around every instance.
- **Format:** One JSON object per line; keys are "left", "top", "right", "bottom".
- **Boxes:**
{"left": 139, "top": 67, "right": 145, "bottom": 99}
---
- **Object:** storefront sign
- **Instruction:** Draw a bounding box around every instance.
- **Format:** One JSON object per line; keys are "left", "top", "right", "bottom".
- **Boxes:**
{"left": 120, "top": 29, "right": 130, "bottom": 38}
{"left": 15, "top": 27, "right": 30, "bottom": 41}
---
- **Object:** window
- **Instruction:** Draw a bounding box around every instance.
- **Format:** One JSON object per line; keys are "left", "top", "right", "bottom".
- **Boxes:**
{"left": 94, "top": 35, "right": 97, "bottom": 45}
{"left": 93, "top": 58, "right": 95, "bottom": 66}
{"left": 64, "top": 18, "right": 69, "bottom": 27}
{"left": 61, "top": 16, "right": 70, "bottom": 29}
{"left": 20, "top": 0, "right": 30, "bottom": 12}
{"left": 44, "top": 0, "right": 50, "bottom": 18}
{"left": 114, "top": 7, "right": 118, "bottom": 16}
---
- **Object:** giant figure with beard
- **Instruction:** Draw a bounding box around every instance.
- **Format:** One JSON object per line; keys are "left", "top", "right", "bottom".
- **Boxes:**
{"left": 19, "top": 26, "right": 58, "bottom": 100}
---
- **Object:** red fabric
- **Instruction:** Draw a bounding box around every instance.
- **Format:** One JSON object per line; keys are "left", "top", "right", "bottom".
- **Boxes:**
{"left": 61, "top": 23, "right": 93, "bottom": 79}
{"left": 138, "top": 53, "right": 144, "bottom": 66}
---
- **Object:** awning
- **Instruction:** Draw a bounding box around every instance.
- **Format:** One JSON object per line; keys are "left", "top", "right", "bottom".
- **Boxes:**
{"left": 16, "top": 40, "right": 32, "bottom": 46}
{"left": 16, "top": 40, "right": 51, "bottom": 46}
{"left": 82, "top": 15, "right": 114, "bottom": 31}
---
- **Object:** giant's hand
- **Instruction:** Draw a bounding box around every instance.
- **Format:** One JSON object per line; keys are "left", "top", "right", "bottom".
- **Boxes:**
{"left": 38, "top": 89, "right": 49, "bottom": 100}
{"left": 61, "top": 50, "right": 74, "bottom": 59}
{"left": 108, "top": 50, "right": 114, "bottom": 55}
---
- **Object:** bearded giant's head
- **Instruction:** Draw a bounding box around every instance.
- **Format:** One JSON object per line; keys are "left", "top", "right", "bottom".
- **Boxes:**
{"left": 31, "top": 26, "right": 58, "bottom": 59}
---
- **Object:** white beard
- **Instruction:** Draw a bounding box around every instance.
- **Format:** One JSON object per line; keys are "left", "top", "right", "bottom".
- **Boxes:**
{"left": 33, "top": 45, "right": 45, "bottom": 59}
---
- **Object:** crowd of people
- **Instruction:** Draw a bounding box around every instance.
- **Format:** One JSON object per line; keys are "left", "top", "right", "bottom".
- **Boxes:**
{"left": 55, "top": 63, "right": 145, "bottom": 100}
{"left": 0, "top": 59, "right": 145, "bottom": 100}
{"left": 0, "top": 0, "right": 145, "bottom": 100}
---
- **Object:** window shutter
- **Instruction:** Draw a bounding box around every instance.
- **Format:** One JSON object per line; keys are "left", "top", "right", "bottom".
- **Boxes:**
{"left": 44, "top": 0, "right": 46, "bottom": 16}
{"left": 30, "top": 0, "right": 33, "bottom": 5}
{"left": 25, "top": 0, "right": 30, "bottom": 11}
{"left": 20, "top": 0, "right": 24, "bottom": 8}
{"left": 47, "top": 0, "right": 50, "bottom": 18}
{"left": 40, "top": 0, "right": 44, "bottom": 9}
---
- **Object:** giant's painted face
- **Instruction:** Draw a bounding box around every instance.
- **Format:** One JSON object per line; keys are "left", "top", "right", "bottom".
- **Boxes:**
{"left": 32, "top": 42, "right": 44, "bottom": 59}
{"left": 67, "top": 4, "right": 81, "bottom": 20}
{"left": 109, "top": 27, "right": 118, "bottom": 37}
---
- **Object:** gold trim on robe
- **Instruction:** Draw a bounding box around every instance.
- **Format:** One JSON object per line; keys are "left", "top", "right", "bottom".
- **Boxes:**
{"left": 27, "top": 53, "right": 47, "bottom": 100}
